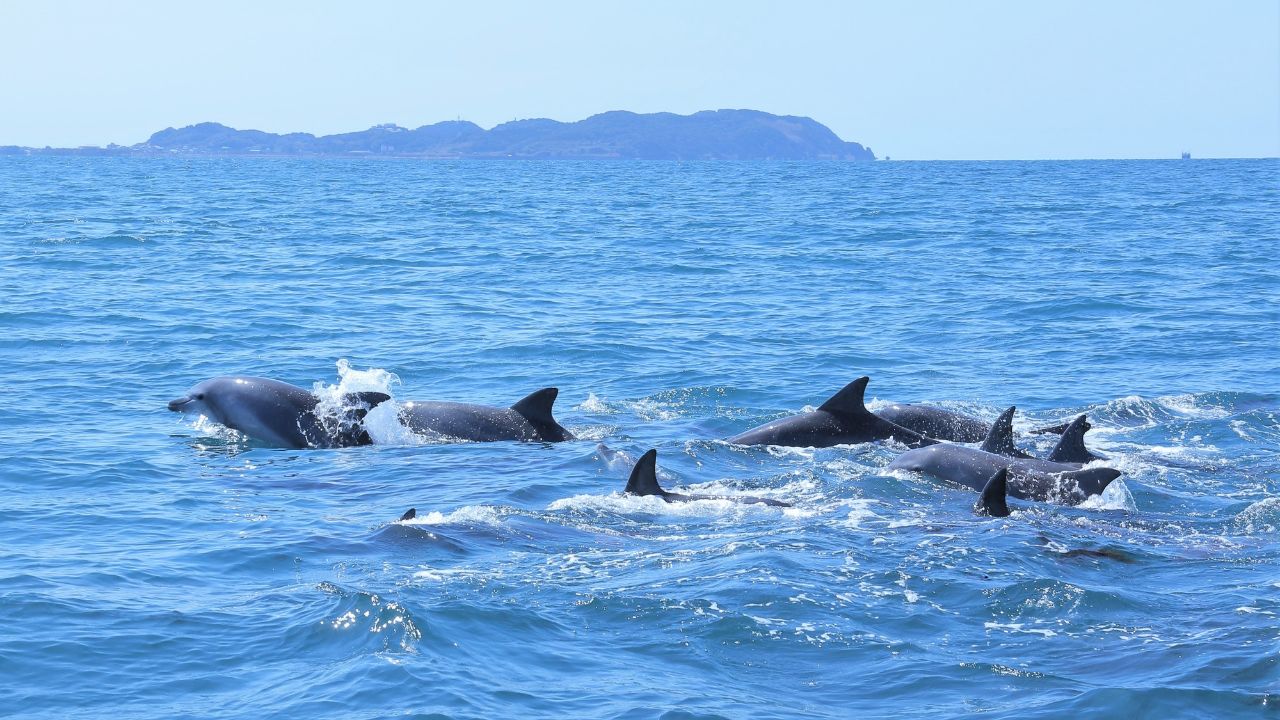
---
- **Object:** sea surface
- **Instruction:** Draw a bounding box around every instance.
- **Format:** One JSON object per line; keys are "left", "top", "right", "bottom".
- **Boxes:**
{"left": 1, "top": 156, "right": 1277, "bottom": 719}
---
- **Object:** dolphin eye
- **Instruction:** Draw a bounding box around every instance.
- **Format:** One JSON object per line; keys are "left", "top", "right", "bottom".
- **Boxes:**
{"left": 196, "top": 393, "right": 205, "bottom": 400}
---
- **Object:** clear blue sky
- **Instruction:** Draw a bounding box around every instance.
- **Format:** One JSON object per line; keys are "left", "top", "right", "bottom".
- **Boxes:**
{"left": 1, "top": 0, "right": 1276, "bottom": 159}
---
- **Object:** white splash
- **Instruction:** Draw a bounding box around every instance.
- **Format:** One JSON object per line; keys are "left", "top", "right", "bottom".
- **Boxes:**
{"left": 575, "top": 393, "right": 613, "bottom": 413}
{"left": 401, "top": 505, "right": 506, "bottom": 527}
{"left": 309, "top": 359, "right": 435, "bottom": 446}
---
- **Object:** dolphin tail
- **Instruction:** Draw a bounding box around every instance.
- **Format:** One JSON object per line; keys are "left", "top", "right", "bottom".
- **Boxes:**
{"left": 1046, "top": 414, "right": 1104, "bottom": 464}
{"left": 975, "top": 468, "right": 1011, "bottom": 517}
{"left": 624, "top": 449, "right": 666, "bottom": 497}
{"left": 511, "top": 387, "right": 574, "bottom": 440}
{"left": 817, "top": 377, "right": 871, "bottom": 416}
{"left": 399, "top": 508, "right": 417, "bottom": 521}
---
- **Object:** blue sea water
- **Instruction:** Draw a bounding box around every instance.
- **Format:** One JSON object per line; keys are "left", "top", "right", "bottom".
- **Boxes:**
{"left": 1, "top": 156, "right": 1277, "bottom": 719}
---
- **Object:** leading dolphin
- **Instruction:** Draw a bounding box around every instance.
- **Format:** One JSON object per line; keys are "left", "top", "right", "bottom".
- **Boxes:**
{"left": 398, "top": 387, "right": 574, "bottom": 442}
{"left": 726, "top": 377, "right": 937, "bottom": 448}
{"left": 624, "top": 449, "right": 791, "bottom": 506}
{"left": 168, "top": 376, "right": 390, "bottom": 449}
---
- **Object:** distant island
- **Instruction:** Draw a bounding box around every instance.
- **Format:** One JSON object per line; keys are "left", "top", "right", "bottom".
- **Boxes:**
{"left": 0, "top": 110, "right": 874, "bottom": 161}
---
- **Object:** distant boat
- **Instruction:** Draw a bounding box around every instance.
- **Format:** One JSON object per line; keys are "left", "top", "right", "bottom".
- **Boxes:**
{"left": 1181, "top": 151, "right": 1191, "bottom": 160}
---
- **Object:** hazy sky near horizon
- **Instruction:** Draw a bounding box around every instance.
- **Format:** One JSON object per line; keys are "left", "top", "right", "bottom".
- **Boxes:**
{"left": 1, "top": 0, "right": 1276, "bottom": 159}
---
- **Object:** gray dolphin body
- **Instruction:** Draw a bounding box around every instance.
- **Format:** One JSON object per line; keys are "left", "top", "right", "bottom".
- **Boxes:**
{"left": 875, "top": 404, "right": 992, "bottom": 443}
{"left": 168, "top": 376, "right": 391, "bottom": 449}
{"left": 625, "top": 449, "right": 791, "bottom": 506}
{"left": 887, "top": 442, "right": 1120, "bottom": 505}
{"left": 727, "top": 377, "right": 938, "bottom": 448}
{"left": 398, "top": 387, "right": 574, "bottom": 442}
{"left": 876, "top": 403, "right": 1072, "bottom": 442}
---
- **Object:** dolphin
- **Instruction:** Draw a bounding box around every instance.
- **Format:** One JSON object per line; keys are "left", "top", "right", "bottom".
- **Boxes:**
{"left": 877, "top": 402, "right": 1069, "bottom": 442}
{"left": 168, "top": 376, "right": 391, "bottom": 449}
{"left": 726, "top": 377, "right": 938, "bottom": 448}
{"left": 887, "top": 442, "right": 1120, "bottom": 505}
{"left": 975, "top": 467, "right": 1011, "bottom": 517}
{"left": 875, "top": 403, "right": 992, "bottom": 443}
{"left": 398, "top": 387, "right": 574, "bottom": 442}
{"left": 625, "top": 449, "right": 792, "bottom": 506}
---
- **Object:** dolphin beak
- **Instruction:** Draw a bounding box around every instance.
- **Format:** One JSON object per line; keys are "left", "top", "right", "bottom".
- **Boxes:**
{"left": 168, "top": 396, "right": 191, "bottom": 412}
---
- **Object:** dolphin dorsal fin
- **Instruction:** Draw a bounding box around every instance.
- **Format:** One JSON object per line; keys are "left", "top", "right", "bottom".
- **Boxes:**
{"left": 341, "top": 392, "right": 392, "bottom": 423}
{"left": 981, "top": 406, "right": 1023, "bottom": 457}
{"left": 1047, "top": 415, "right": 1098, "bottom": 464}
{"left": 511, "top": 387, "right": 559, "bottom": 425}
{"left": 399, "top": 508, "right": 416, "bottom": 521}
{"left": 976, "top": 468, "right": 1011, "bottom": 517}
{"left": 625, "top": 449, "right": 665, "bottom": 496}
{"left": 817, "top": 377, "right": 870, "bottom": 416}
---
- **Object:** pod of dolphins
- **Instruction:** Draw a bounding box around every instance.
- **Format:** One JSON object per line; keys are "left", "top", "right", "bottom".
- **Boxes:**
{"left": 169, "top": 374, "right": 1121, "bottom": 519}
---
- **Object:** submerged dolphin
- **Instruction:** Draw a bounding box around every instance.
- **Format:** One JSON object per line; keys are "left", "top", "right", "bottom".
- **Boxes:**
{"left": 887, "top": 440, "right": 1120, "bottom": 505}
{"left": 398, "top": 387, "right": 574, "bottom": 442}
{"left": 726, "top": 377, "right": 938, "bottom": 448}
{"left": 625, "top": 449, "right": 791, "bottom": 506}
{"left": 168, "top": 376, "right": 391, "bottom": 449}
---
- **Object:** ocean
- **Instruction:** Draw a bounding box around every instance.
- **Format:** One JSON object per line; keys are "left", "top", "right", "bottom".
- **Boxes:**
{"left": 1, "top": 156, "right": 1276, "bottom": 718}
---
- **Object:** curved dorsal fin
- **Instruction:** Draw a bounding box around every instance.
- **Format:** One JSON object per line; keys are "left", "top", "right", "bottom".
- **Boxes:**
{"left": 511, "top": 387, "right": 559, "bottom": 425}
{"left": 624, "top": 449, "right": 665, "bottom": 496}
{"left": 981, "top": 406, "right": 1029, "bottom": 458}
{"left": 817, "top": 377, "right": 870, "bottom": 416}
{"left": 975, "top": 468, "right": 1011, "bottom": 517}
{"left": 399, "top": 508, "right": 417, "bottom": 521}
{"left": 1046, "top": 415, "right": 1100, "bottom": 464}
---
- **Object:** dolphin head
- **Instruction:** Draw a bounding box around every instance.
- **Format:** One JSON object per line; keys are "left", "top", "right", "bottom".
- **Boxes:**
{"left": 167, "top": 376, "right": 270, "bottom": 428}
{"left": 168, "top": 378, "right": 223, "bottom": 418}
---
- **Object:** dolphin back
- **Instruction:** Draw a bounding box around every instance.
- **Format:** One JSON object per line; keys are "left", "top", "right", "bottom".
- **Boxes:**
{"left": 980, "top": 407, "right": 1032, "bottom": 459}
{"left": 625, "top": 449, "right": 666, "bottom": 497}
{"left": 976, "top": 468, "right": 1011, "bottom": 517}
{"left": 1046, "top": 415, "right": 1104, "bottom": 464}
{"left": 510, "top": 387, "right": 575, "bottom": 441}
{"left": 729, "top": 377, "right": 937, "bottom": 448}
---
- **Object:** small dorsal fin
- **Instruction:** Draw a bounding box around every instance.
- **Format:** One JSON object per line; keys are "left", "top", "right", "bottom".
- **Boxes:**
{"left": 399, "top": 508, "right": 417, "bottom": 521}
{"left": 624, "top": 449, "right": 666, "bottom": 496}
{"left": 1030, "top": 421, "right": 1070, "bottom": 435}
{"left": 510, "top": 387, "right": 559, "bottom": 425}
{"left": 981, "top": 406, "right": 1030, "bottom": 458}
{"left": 344, "top": 391, "right": 392, "bottom": 409}
{"left": 975, "top": 468, "right": 1011, "bottom": 517}
{"left": 1046, "top": 415, "right": 1100, "bottom": 464}
{"left": 817, "top": 377, "right": 870, "bottom": 415}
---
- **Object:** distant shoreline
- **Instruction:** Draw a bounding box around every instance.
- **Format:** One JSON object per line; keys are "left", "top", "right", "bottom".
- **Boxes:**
{"left": 0, "top": 109, "right": 876, "bottom": 161}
